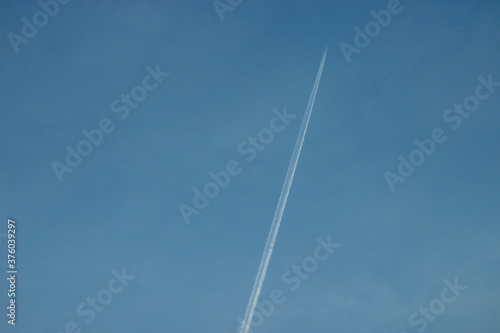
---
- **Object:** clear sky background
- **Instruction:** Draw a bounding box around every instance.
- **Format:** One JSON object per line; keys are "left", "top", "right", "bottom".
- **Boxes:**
{"left": 0, "top": 0, "right": 499, "bottom": 332}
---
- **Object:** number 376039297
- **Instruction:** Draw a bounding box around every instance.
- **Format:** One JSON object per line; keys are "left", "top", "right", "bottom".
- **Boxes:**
{"left": 7, "top": 219, "right": 16, "bottom": 270}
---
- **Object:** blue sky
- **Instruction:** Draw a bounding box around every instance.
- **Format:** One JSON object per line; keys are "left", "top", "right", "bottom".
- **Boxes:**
{"left": 0, "top": 0, "right": 499, "bottom": 332}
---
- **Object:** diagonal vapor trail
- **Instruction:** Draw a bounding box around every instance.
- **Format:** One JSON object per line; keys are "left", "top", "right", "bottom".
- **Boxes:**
{"left": 239, "top": 48, "right": 328, "bottom": 333}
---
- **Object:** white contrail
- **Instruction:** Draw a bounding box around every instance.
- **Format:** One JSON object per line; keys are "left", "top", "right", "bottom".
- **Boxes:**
{"left": 239, "top": 48, "right": 328, "bottom": 333}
